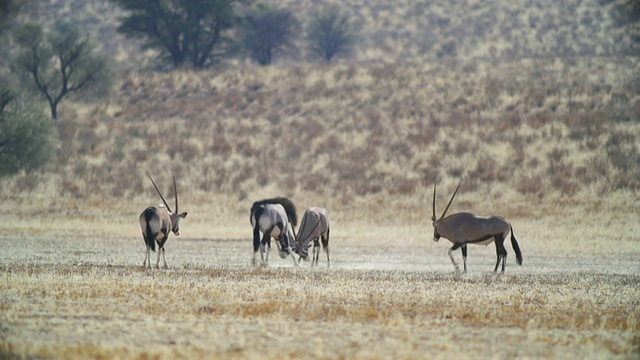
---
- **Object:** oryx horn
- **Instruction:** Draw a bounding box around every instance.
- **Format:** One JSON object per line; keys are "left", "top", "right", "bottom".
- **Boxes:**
{"left": 173, "top": 175, "right": 178, "bottom": 214}
{"left": 147, "top": 174, "right": 173, "bottom": 213}
{"left": 440, "top": 182, "right": 461, "bottom": 219}
{"left": 432, "top": 184, "right": 437, "bottom": 221}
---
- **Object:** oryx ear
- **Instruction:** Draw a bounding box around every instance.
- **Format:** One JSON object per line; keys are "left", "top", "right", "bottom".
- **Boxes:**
{"left": 179, "top": 212, "right": 188, "bottom": 219}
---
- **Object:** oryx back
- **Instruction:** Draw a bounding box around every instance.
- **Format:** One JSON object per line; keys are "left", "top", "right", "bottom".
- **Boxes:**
{"left": 436, "top": 213, "right": 509, "bottom": 245}
{"left": 250, "top": 197, "right": 298, "bottom": 229}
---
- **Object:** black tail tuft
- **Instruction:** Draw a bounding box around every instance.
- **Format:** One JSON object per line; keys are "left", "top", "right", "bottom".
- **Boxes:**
{"left": 143, "top": 207, "right": 156, "bottom": 252}
{"left": 252, "top": 205, "right": 265, "bottom": 252}
{"left": 510, "top": 225, "right": 522, "bottom": 265}
{"left": 251, "top": 197, "right": 298, "bottom": 228}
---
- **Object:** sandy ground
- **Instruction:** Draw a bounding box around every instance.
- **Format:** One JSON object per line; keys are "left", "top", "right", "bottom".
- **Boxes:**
{"left": 1, "top": 226, "right": 638, "bottom": 359}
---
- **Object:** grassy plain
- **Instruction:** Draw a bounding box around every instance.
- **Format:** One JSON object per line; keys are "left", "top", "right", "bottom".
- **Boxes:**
{"left": 1, "top": 228, "right": 639, "bottom": 360}
{"left": 2, "top": 0, "right": 640, "bottom": 358}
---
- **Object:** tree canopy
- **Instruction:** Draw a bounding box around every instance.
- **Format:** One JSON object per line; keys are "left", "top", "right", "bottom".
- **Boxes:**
{"left": 111, "top": 0, "right": 247, "bottom": 68}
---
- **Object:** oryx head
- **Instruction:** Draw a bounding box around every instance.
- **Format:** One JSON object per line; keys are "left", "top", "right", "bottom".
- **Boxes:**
{"left": 148, "top": 175, "right": 188, "bottom": 235}
{"left": 277, "top": 225, "right": 295, "bottom": 259}
{"left": 431, "top": 182, "right": 461, "bottom": 242}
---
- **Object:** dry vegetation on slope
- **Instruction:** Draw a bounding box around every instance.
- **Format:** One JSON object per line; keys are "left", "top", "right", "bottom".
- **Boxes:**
{"left": 1, "top": 58, "right": 638, "bottom": 224}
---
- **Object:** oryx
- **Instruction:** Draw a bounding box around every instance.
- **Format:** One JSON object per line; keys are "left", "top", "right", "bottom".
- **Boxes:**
{"left": 139, "top": 175, "right": 187, "bottom": 269}
{"left": 294, "top": 207, "right": 331, "bottom": 268}
{"left": 250, "top": 201, "right": 299, "bottom": 267}
{"left": 250, "top": 197, "right": 298, "bottom": 230}
{"left": 431, "top": 183, "right": 522, "bottom": 275}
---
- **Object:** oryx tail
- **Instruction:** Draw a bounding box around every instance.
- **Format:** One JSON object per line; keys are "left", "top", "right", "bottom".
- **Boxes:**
{"left": 142, "top": 207, "right": 157, "bottom": 252}
{"left": 252, "top": 205, "right": 265, "bottom": 253}
{"left": 510, "top": 225, "right": 523, "bottom": 266}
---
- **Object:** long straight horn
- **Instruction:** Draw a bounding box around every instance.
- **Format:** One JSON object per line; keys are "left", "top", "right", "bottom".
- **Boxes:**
{"left": 432, "top": 184, "right": 437, "bottom": 221}
{"left": 440, "top": 182, "right": 461, "bottom": 219}
{"left": 147, "top": 174, "right": 173, "bottom": 213}
{"left": 173, "top": 175, "right": 178, "bottom": 214}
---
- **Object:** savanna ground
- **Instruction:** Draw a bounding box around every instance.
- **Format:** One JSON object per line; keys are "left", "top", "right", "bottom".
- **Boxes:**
{"left": 2, "top": 0, "right": 640, "bottom": 358}
{"left": 1, "top": 203, "right": 639, "bottom": 359}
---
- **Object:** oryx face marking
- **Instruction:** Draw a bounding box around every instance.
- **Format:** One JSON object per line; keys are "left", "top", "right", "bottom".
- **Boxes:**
{"left": 431, "top": 183, "right": 522, "bottom": 275}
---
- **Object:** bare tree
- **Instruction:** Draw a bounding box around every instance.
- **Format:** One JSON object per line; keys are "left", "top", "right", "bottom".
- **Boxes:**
{"left": 306, "top": 6, "right": 360, "bottom": 62}
{"left": 242, "top": 8, "right": 298, "bottom": 66}
{"left": 12, "top": 22, "right": 111, "bottom": 120}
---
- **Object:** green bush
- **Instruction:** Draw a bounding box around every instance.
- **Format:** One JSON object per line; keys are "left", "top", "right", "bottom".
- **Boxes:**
{"left": 0, "top": 89, "right": 58, "bottom": 177}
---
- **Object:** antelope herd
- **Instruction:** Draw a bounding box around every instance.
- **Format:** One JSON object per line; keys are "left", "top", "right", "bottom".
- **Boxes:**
{"left": 139, "top": 177, "right": 521, "bottom": 274}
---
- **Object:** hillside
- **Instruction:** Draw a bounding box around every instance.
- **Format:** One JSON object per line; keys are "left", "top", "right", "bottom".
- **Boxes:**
{"left": 1, "top": 0, "right": 638, "bottom": 236}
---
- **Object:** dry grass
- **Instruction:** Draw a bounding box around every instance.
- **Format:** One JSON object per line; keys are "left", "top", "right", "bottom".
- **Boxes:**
{"left": 1, "top": 233, "right": 639, "bottom": 360}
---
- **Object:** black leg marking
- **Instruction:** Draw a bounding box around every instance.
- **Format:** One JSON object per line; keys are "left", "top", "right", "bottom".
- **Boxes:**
{"left": 461, "top": 244, "right": 468, "bottom": 273}
{"left": 493, "top": 235, "right": 507, "bottom": 273}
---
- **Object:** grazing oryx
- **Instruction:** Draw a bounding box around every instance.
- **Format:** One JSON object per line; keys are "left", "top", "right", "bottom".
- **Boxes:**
{"left": 294, "top": 207, "right": 331, "bottom": 268}
{"left": 139, "top": 175, "right": 187, "bottom": 269}
{"left": 431, "top": 183, "right": 522, "bottom": 275}
{"left": 250, "top": 202, "right": 299, "bottom": 267}
{"left": 250, "top": 197, "right": 298, "bottom": 230}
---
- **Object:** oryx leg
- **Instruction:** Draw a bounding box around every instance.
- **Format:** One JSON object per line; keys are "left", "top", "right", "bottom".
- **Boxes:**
{"left": 161, "top": 247, "right": 168, "bottom": 269}
{"left": 322, "top": 229, "right": 330, "bottom": 268}
{"left": 312, "top": 238, "right": 320, "bottom": 267}
{"left": 448, "top": 243, "right": 466, "bottom": 274}
{"left": 155, "top": 243, "right": 163, "bottom": 269}
{"left": 252, "top": 226, "right": 261, "bottom": 266}
{"left": 260, "top": 230, "right": 272, "bottom": 267}
{"left": 144, "top": 245, "right": 151, "bottom": 268}
{"left": 460, "top": 244, "right": 468, "bottom": 274}
{"left": 493, "top": 236, "right": 507, "bottom": 275}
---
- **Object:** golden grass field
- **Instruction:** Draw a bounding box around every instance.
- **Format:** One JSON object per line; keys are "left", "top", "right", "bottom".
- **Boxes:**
{"left": 1, "top": 193, "right": 639, "bottom": 359}
{"left": 2, "top": 0, "right": 640, "bottom": 358}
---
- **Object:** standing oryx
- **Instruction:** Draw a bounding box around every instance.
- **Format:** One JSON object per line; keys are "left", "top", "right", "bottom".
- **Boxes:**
{"left": 139, "top": 175, "right": 187, "bottom": 269}
{"left": 431, "top": 183, "right": 522, "bottom": 275}
{"left": 250, "top": 199, "right": 299, "bottom": 267}
{"left": 294, "top": 207, "right": 331, "bottom": 268}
